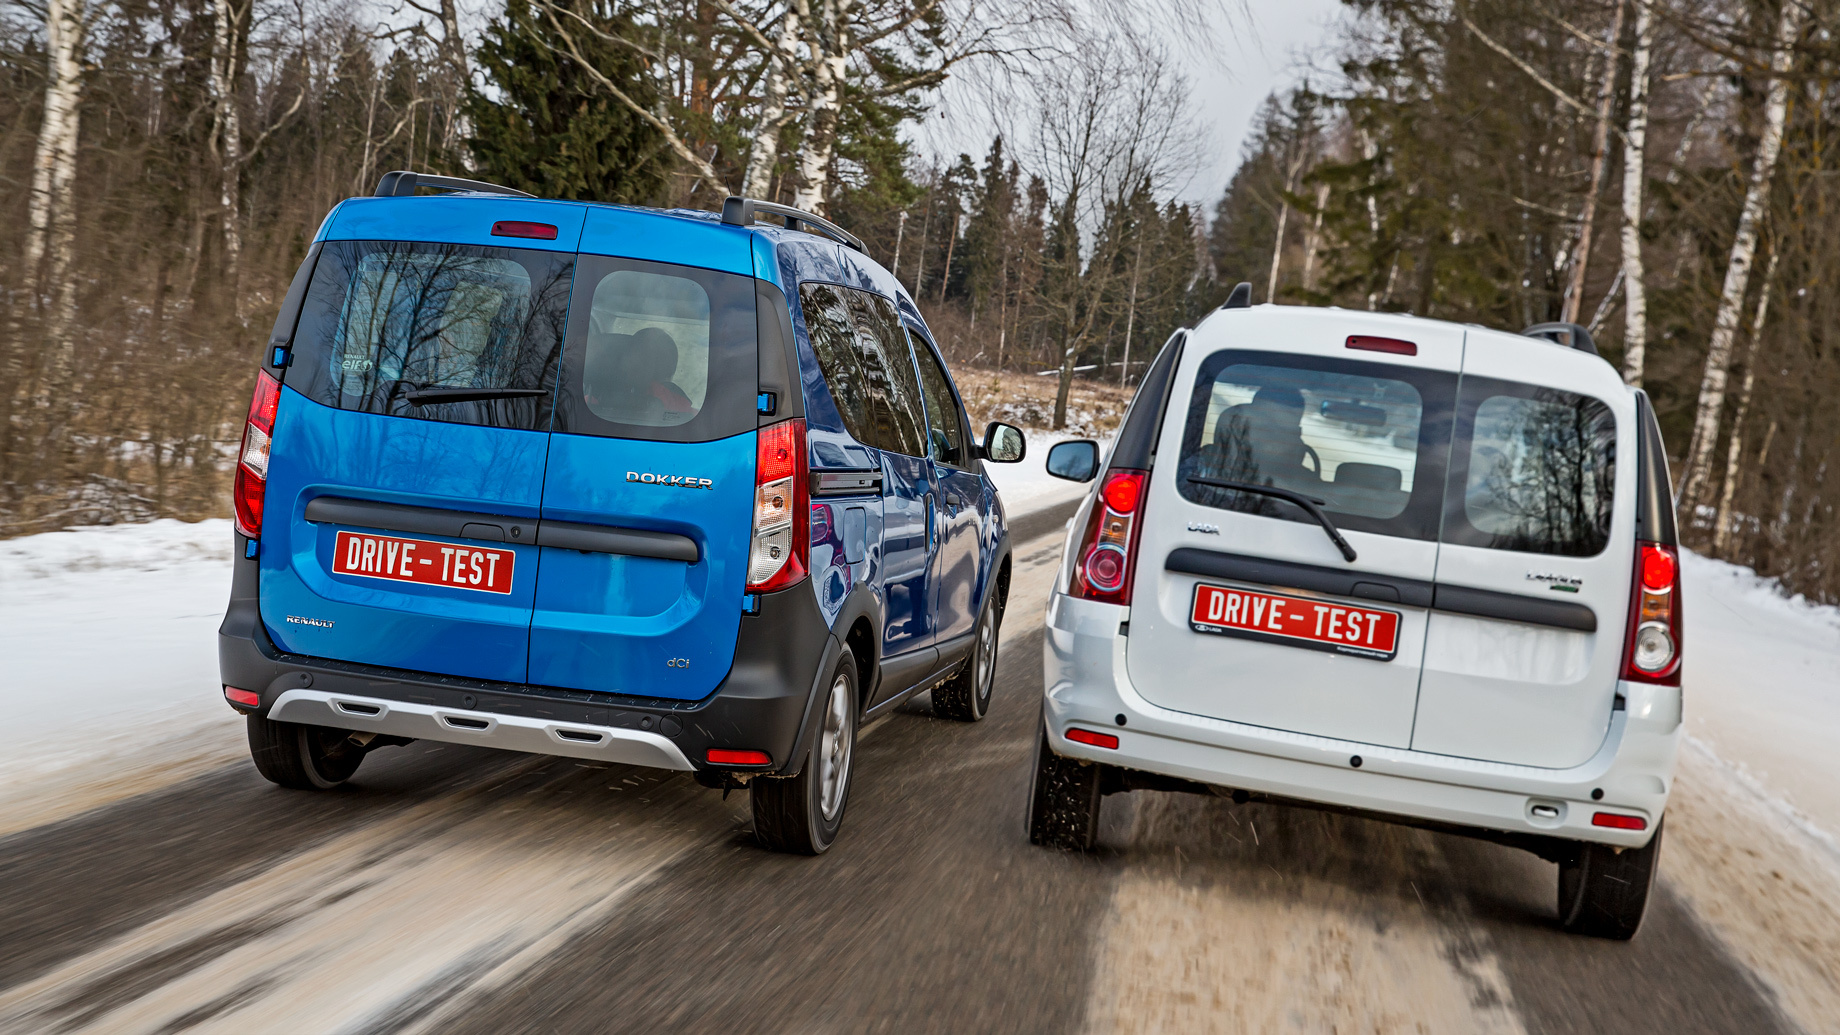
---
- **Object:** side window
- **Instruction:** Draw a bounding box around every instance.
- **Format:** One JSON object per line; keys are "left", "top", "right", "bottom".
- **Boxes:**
{"left": 799, "top": 283, "right": 877, "bottom": 446}
{"left": 911, "top": 335, "right": 967, "bottom": 465}
{"left": 844, "top": 289, "right": 929, "bottom": 457}
{"left": 1444, "top": 382, "right": 1616, "bottom": 557}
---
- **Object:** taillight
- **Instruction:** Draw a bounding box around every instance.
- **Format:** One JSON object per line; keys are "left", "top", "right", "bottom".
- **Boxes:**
{"left": 746, "top": 418, "right": 809, "bottom": 593}
{"left": 1622, "top": 541, "right": 1681, "bottom": 684}
{"left": 234, "top": 371, "right": 280, "bottom": 539}
{"left": 1070, "top": 468, "right": 1148, "bottom": 604}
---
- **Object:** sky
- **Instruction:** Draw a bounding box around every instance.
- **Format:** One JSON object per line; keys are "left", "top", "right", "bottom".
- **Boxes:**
{"left": 916, "top": 0, "right": 1347, "bottom": 210}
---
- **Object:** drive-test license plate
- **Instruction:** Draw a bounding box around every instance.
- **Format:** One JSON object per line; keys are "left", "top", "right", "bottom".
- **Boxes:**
{"left": 1190, "top": 583, "right": 1399, "bottom": 661}
{"left": 332, "top": 530, "right": 514, "bottom": 594}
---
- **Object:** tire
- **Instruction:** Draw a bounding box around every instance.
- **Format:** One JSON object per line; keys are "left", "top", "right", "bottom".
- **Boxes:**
{"left": 1558, "top": 822, "right": 1664, "bottom": 939}
{"left": 752, "top": 649, "right": 859, "bottom": 855}
{"left": 1025, "top": 720, "right": 1103, "bottom": 851}
{"left": 247, "top": 715, "right": 366, "bottom": 790}
{"left": 933, "top": 590, "right": 1001, "bottom": 722}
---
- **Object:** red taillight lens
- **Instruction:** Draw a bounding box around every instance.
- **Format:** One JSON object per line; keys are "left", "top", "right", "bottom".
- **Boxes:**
{"left": 707, "top": 748, "right": 772, "bottom": 766}
{"left": 1065, "top": 728, "right": 1119, "bottom": 750}
{"left": 746, "top": 419, "right": 809, "bottom": 593}
{"left": 1071, "top": 468, "right": 1149, "bottom": 604}
{"left": 234, "top": 371, "right": 280, "bottom": 539}
{"left": 1622, "top": 541, "right": 1681, "bottom": 684}
{"left": 223, "top": 685, "right": 261, "bottom": 708}
{"left": 1592, "top": 811, "right": 1648, "bottom": 831}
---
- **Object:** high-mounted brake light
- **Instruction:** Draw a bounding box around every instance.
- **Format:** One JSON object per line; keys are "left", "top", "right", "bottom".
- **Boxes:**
{"left": 491, "top": 220, "right": 559, "bottom": 240}
{"left": 1347, "top": 335, "right": 1417, "bottom": 356}
{"left": 1070, "top": 468, "right": 1149, "bottom": 604}
{"left": 746, "top": 419, "right": 809, "bottom": 593}
{"left": 234, "top": 371, "right": 280, "bottom": 539}
{"left": 1622, "top": 541, "right": 1682, "bottom": 684}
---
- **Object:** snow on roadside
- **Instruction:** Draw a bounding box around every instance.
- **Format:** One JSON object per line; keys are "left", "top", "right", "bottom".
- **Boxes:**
{"left": 0, "top": 520, "right": 245, "bottom": 835}
{"left": 1679, "top": 549, "right": 1840, "bottom": 854}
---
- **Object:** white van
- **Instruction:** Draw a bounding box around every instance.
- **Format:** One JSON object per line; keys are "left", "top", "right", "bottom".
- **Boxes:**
{"left": 1030, "top": 292, "right": 1683, "bottom": 939}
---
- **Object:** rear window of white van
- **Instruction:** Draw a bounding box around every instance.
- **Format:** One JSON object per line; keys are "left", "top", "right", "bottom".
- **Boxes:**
{"left": 1443, "top": 381, "right": 1616, "bottom": 556}
{"left": 1175, "top": 351, "right": 1455, "bottom": 541}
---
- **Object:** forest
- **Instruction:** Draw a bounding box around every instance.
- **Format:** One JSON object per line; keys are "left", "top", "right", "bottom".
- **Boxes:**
{"left": 3, "top": 0, "right": 1839, "bottom": 602}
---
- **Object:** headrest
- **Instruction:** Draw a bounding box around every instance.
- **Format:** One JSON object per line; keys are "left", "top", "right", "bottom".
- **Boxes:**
{"left": 1334, "top": 462, "right": 1402, "bottom": 492}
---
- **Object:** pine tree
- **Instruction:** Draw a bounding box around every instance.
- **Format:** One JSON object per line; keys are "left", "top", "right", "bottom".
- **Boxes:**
{"left": 465, "top": 0, "right": 671, "bottom": 204}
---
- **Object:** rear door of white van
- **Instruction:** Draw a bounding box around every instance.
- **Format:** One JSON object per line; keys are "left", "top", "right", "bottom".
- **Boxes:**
{"left": 1124, "top": 308, "right": 1462, "bottom": 749}
{"left": 1410, "top": 332, "right": 1637, "bottom": 768}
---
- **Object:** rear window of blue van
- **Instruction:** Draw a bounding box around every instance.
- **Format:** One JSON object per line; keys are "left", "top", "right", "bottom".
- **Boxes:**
{"left": 287, "top": 241, "right": 574, "bottom": 430}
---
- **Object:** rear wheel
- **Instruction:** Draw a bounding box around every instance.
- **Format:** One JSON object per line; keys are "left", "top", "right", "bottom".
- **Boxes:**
{"left": 933, "top": 591, "right": 1001, "bottom": 722}
{"left": 1025, "top": 721, "right": 1103, "bottom": 851}
{"left": 247, "top": 715, "right": 366, "bottom": 790}
{"left": 1558, "top": 822, "right": 1663, "bottom": 939}
{"left": 752, "top": 649, "right": 858, "bottom": 855}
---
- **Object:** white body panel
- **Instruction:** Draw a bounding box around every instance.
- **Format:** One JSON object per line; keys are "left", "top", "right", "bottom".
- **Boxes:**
{"left": 1412, "top": 326, "right": 1637, "bottom": 768}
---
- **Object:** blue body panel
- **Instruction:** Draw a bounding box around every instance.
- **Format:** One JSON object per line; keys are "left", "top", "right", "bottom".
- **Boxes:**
{"left": 322, "top": 195, "right": 588, "bottom": 252}
{"left": 528, "top": 430, "right": 757, "bottom": 699}
{"left": 259, "top": 387, "right": 548, "bottom": 684}
{"left": 577, "top": 206, "right": 754, "bottom": 273}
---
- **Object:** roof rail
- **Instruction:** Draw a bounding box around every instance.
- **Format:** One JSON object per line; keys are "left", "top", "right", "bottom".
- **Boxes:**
{"left": 721, "top": 196, "right": 864, "bottom": 251}
{"left": 1521, "top": 321, "right": 1598, "bottom": 357}
{"left": 374, "top": 171, "right": 534, "bottom": 199}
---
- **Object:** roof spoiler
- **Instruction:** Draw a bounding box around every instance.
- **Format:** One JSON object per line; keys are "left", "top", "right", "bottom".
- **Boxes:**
{"left": 1521, "top": 321, "right": 1598, "bottom": 356}
{"left": 374, "top": 171, "right": 534, "bottom": 198}
{"left": 722, "top": 196, "right": 864, "bottom": 252}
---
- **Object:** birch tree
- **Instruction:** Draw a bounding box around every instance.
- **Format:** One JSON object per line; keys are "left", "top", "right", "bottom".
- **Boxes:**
{"left": 1712, "top": 246, "right": 1778, "bottom": 555}
{"left": 22, "top": 0, "right": 89, "bottom": 406}
{"left": 1560, "top": 0, "right": 1625, "bottom": 326}
{"left": 210, "top": 0, "right": 252, "bottom": 318}
{"left": 1680, "top": 0, "right": 1806, "bottom": 509}
{"left": 1617, "top": 0, "right": 1653, "bottom": 385}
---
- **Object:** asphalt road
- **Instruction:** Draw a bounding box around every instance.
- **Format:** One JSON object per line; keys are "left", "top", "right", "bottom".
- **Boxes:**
{"left": 0, "top": 502, "right": 1804, "bottom": 1034}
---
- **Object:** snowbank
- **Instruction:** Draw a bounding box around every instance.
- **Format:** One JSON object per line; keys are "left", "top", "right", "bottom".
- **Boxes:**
{"left": 0, "top": 520, "right": 245, "bottom": 833}
{"left": 1680, "top": 550, "right": 1840, "bottom": 854}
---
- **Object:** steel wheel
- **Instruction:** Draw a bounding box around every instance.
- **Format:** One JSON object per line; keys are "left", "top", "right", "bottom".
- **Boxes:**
{"left": 972, "top": 599, "right": 998, "bottom": 709}
{"left": 933, "top": 592, "right": 1003, "bottom": 722}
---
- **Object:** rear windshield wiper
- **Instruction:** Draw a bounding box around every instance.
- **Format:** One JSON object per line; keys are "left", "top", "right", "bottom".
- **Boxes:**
{"left": 1186, "top": 476, "right": 1358, "bottom": 563}
{"left": 401, "top": 386, "right": 550, "bottom": 406}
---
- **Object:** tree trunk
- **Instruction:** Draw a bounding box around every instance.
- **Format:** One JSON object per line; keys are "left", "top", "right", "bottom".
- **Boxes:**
{"left": 1120, "top": 234, "right": 1143, "bottom": 387}
{"left": 1712, "top": 247, "right": 1779, "bottom": 556}
{"left": 742, "top": 9, "right": 800, "bottom": 198}
{"left": 1561, "top": 0, "right": 1626, "bottom": 326}
{"left": 1680, "top": 0, "right": 1806, "bottom": 509}
{"left": 437, "top": 0, "right": 468, "bottom": 150}
{"left": 210, "top": 0, "right": 248, "bottom": 321}
{"left": 791, "top": 0, "right": 851, "bottom": 215}
{"left": 23, "top": 0, "right": 86, "bottom": 410}
{"left": 1300, "top": 181, "right": 1331, "bottom": 292}
{"left": 1618, "top": 0, "right": 1654, "bottom": 385}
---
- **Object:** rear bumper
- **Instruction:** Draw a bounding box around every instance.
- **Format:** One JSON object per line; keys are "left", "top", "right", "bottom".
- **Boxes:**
{"left": 1044, "top": 592, "right": 1681, "bottom": 850}
{"left": 220, "top": 533, "right": 837, "bottom": 774}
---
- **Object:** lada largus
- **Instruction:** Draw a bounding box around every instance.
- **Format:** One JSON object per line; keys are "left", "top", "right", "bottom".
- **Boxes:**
{"left": 220, "top": 173, "right": 1025, "bottom": 854}
{"left": 1031, "top": 287, "right": 1682, "bottom": 938}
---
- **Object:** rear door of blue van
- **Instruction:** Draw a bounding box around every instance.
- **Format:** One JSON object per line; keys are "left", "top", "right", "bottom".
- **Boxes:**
{"left": 525, "top": 209, "right": 760, "bottom": 701}
{"left": 258, "top": 197, "right": 585, "bottom": 684}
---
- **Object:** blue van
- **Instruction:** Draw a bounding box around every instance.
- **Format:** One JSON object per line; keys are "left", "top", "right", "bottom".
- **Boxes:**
{"left": 219, "top": 173, "right": 1026, "bottom": 853}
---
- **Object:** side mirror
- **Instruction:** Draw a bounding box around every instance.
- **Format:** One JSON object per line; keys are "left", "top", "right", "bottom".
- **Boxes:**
{"left": 982, "top": 422, "right": 1026, "bottom": 463}
{"left": 1045, "top": 439, "right": 1100, "bottom": 482}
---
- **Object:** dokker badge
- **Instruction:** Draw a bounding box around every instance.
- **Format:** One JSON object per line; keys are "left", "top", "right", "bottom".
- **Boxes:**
{"left": 628, "top": 471, "right": 714, "bottom": 489}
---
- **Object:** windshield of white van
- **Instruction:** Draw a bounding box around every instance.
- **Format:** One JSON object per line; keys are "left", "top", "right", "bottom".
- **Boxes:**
{"left": 288, "top": 241, "right": 574, "bottom": 430}
{"left": 1175, "top": 351, "right": 1455, "bottom": 542}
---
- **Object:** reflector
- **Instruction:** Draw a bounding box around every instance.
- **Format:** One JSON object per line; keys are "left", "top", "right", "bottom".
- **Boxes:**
{"left": 1591, "top": 811, "right": 1648, "bottom": 831}
{"left": 1065, "top": 728, "right": 1119, "bottom": 750}
{"left": 708, "top": 748, "right": 772, "bottom": 766}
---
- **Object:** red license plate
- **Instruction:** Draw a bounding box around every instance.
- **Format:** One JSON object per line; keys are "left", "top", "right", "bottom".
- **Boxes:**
{"left": 332, "top": 530, "right": 514, "bottom": 595}
{"left": 1189, "top": 583, "right": 1400, "bottom": 661}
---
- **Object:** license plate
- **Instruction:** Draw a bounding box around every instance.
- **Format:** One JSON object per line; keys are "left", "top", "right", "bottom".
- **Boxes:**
{"left": 1189, "top": 583, "right": 1400, "bottom": 661}
{"left": 331, "top": 530, "right": 514, "bottom": 595}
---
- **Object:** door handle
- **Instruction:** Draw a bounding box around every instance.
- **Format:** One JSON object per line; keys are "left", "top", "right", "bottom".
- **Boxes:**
{"left": 925, "top": 492, "right": 938, "bottom": 551}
